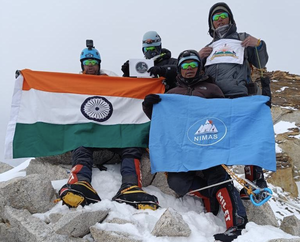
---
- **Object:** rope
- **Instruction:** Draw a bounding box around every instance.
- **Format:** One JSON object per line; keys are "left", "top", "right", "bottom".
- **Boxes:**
{"left": 185, "top": 164, "right": 300, "bottom": 211}
{"left": 255, "top": 46, "right": 264, "bottom": 78}
{"left": 187, "top": 179, "right": 234, "bottom": 194}
{"left": 221, "top": 164, "right": 255, "bottom": 196}
{"left": 186, "top": 165, "right": 255, "bottom": 196}
{"left": 222, "top": 165, "right": 300, "bottom": 210}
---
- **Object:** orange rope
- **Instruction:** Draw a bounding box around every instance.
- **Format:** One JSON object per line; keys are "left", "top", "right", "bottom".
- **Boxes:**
{"left": 221, "top": 164, "right": 255, "bottom": 196}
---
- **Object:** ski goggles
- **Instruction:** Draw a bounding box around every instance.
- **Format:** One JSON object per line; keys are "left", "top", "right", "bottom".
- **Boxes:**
{"left": 181, "top": 61, "right": 199, "bottom": 70}
{"left": 143, "top": 39, "right": 160, "bottom": 44}
{"left": 212, "top": 12, "right": 229, "bottom": 21}
{"left": 144, "top": 46, "right": 156, "bottom": 52}
{"left": 83, "top": 59, "right": 99, "bottom": 66}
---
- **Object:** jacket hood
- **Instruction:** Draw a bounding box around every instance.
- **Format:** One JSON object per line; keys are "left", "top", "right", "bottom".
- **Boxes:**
{"left": 208, "top": 2, "right": 236, "bottom": 37}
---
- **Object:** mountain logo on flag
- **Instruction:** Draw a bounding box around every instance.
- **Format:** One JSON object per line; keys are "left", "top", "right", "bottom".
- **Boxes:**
{"left": 81, "top": 96, "right": 113, "bottom": 122}
{"left": 194, "top": 120, "right": 218, "bottom": 135}
{"left": 187, "top": 118, "right": 227, "bottom": 146}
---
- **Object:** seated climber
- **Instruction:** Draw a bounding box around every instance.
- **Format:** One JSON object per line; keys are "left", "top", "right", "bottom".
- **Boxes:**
{"left": 58, "top": 40, "right": 159, "bottom": 210}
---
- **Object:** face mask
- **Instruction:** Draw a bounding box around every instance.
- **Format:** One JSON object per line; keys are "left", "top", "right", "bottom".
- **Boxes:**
{"left": 215, "top": 24, "right": 230, "bottom": 38}
{"left": 144, "top": 49, "right": 160, "bottom": 59}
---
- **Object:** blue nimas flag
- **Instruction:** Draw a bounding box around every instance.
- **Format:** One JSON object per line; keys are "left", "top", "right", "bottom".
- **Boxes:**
{"left": 149, "top": 94, "right": 276, "bottom": 173}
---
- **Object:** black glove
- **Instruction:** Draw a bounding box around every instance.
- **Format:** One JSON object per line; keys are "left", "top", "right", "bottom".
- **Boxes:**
{"left": 260, "top": 76, "right": 270, "bottom": 88}
{"left": 15, "top": 70, "right": 21, "bottom": 79}
{"left": 121, "top": 60, "right": 129, "bottom": 77}
{"left": 143, "top": 94, "right": 161, "bottom": 119}
{"left": 147, "top": 66, "right": 166, "bottom": 77}
{"left": 143, "top": 94, "right": 161, "bottom": 107}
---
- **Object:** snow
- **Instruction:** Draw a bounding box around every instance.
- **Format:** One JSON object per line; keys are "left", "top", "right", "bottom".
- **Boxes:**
{"left": 1, "top": 158, "right": 300, "bottom": 242}
{"left": 0, "top": 99, "right": 299, "bottom": 241}
{"left": 275, "top": 87, "right": 289, "bottom": 93}
{"left": 274, "top": 121, "right": 298, "bottom": 137}
{"left": 1, "top": 1, "right": 299, "bottom": 239}
{"left": 0, "top": 114, "right": 299, "bottom": 241}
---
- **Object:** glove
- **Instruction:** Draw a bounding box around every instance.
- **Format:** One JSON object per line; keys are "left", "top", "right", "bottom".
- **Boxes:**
{"left": 15, "top": 70, "right": 21, "bottom": 79}
{"left": 260, "top": 76, "right": 270, "bottom": 88}
{"left": 143, "top": 94, "right": 161, "bottom": 119}
{"left": 147, "top": 66, "right": 165, "bottom": 77}
{"left": 143, "top": 94, "right": 161, "bottom": 107}
{"left": 121, "top": 60, "right": 130, "bottom": 77}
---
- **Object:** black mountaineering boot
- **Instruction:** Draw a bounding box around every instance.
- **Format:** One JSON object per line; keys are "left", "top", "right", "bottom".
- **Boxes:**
{"left": 214, "top": 226, "right": 243, "bottom": 242}
{"left": 112, "top": 184, "right": 159, "bottom": 210}
{"left": 59, "top": 181, "right": 101, "bottom": 208}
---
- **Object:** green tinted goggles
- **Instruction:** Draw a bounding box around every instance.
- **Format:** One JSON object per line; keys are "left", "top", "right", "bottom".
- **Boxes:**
{"left": 83, "top": 59, "right": 99, "bottom": 66}
{"left": 181, "top": 61, "right": 199, "bottom": 70}
{"left": 212, "top": 12, "right": 229, "bottom": 21}
{"left": 144, "top": 46, "right": 156, "bottom": 52}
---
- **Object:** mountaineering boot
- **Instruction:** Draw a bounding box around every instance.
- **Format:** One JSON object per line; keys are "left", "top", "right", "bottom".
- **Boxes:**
{"left": 240, "top": 165, "right": 267, "bottom": 200}
{"left": 214, "top": 226, "right": 243, "bottom": 242}
{"left": 112, "top": 184, "right": 159, "bottom": 210}
{"left": 59, "top": 181, "right": 101, "bottom": 208}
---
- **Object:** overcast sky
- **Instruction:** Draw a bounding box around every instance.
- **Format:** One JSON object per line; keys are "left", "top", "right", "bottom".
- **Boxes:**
{"left": 1, "top": 0, "right": 299, "bottom": 165}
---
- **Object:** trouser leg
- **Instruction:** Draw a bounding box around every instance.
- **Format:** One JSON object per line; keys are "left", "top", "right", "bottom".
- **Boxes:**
{"left": 111, "top": 147, "right": 143, "bottom": 188}
{"left": 167, "top": 171, "right": 219, "bottom": 215}
{"left": 167, "top": 171, "right": 198, "bottom": 196}
{"left": 203, "top": 166, "right": 247, "bottom": 229}
{"left": 244, "top": 165, "right": 267, "bottom": 187}
{"left": 68, "top": 146, "right": 94, "bottom": 184}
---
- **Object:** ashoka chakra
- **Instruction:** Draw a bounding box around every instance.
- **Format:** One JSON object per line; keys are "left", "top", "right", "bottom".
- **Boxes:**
{"left": 81, "top": 96, "right": 113, "bottom": 122}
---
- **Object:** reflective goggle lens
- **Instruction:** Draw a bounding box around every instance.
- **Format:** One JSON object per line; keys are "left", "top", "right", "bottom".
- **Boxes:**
{"left": 212, "top": 12, "right": 229, "bottom": 21}
{"left": 83, "top": 60, "right": 99, "bottom": 66}
{"left": 144, "top": 46, "right": 156, "bottom": 52}
{"left": 143, "top": 39, "right": 160, "bottom": 44}
{"left": 181, "top": 62, "right": 199, "bottom": 70}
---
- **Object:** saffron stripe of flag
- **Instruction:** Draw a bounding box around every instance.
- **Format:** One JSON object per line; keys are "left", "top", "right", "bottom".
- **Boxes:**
{"left": 5, "top": 69, "right": 165, "bottom": 159}
{"left": 149, "top": 94, "right": 276, "bottom": 173}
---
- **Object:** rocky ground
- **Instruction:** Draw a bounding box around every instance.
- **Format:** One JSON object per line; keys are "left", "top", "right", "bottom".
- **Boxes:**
{"left": 251, "top": 69, "right": 300, "bottom": 197}
{"left": 0, "top": 70, "right": 299, "bottom": 242}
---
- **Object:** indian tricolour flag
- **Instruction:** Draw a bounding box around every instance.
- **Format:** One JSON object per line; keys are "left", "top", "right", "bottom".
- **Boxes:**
{"left": 5, "top": 69, "right": 165, "bottom": 159}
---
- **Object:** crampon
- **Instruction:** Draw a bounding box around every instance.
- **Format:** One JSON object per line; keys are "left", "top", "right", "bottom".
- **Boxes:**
{"left": 112, "top": 185, "right": 159, "bottom": 210}
{"left": 113, "top": 198, "right": 159, "bottom": 210}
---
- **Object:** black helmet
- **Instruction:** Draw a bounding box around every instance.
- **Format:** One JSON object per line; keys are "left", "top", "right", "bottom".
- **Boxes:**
{"left": 177, "top": 50, "right": 202, "bottom": 83}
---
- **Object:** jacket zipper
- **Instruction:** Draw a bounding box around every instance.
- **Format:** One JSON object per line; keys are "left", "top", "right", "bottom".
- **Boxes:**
{"left": 187, "top": 86, "right": 193, "bottom": 96}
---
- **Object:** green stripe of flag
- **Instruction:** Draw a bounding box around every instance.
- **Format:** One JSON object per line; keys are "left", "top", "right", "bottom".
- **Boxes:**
{"left": 13, "top": 122, "right": 150, "bottom": 158}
